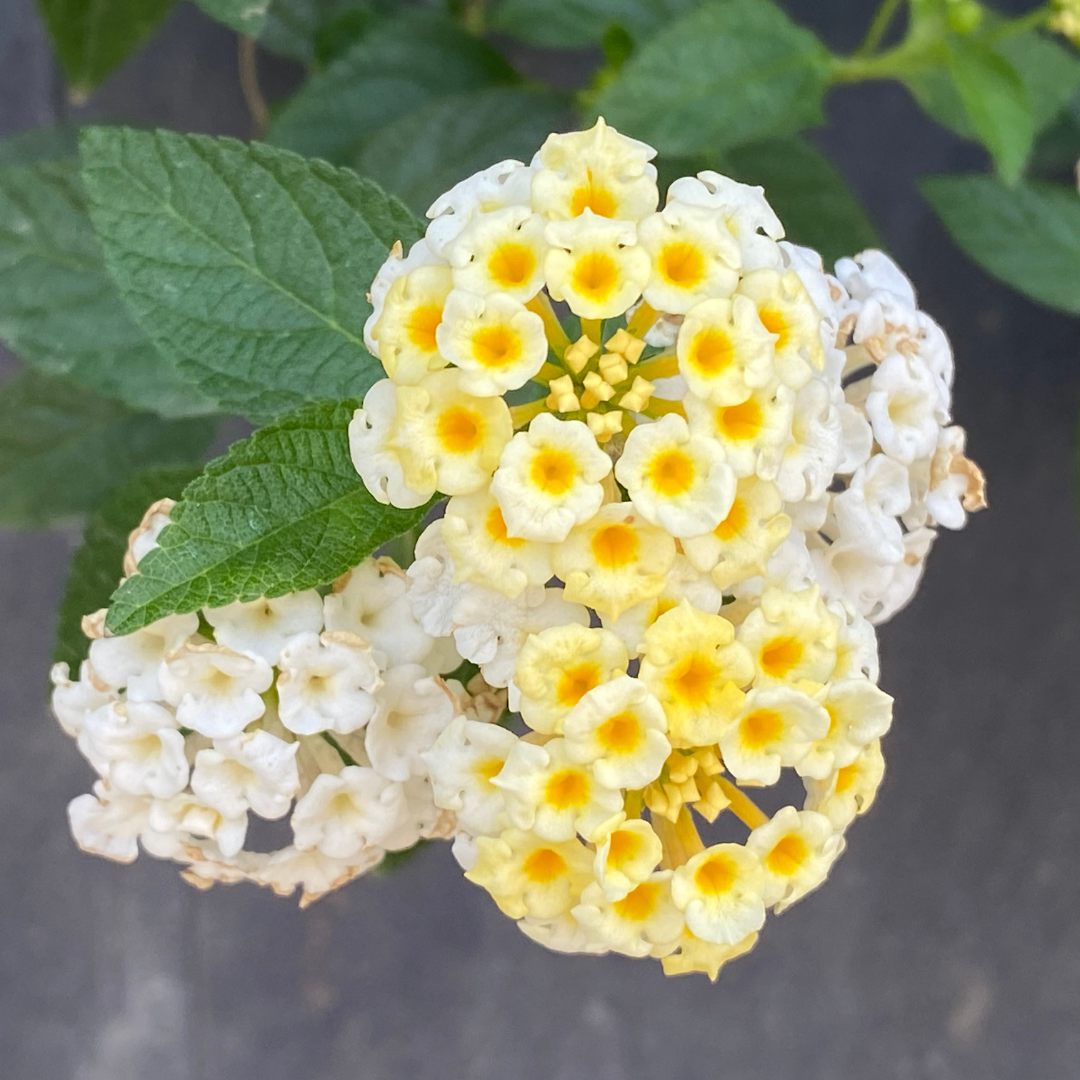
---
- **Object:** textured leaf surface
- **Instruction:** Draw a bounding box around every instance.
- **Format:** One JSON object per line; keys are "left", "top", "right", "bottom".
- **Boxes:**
{"left": 81, "top": 127, "right": 422, "bottom": 422}
{"left": 0, "top": 371, "right": 216, "bottom": 528}
{"left": 907, "top": 32, "right": 1080, "bottom": 146}
{"left": 54, "top": 464, "right": 203, "bottom": 670}
{"left": 268, "top": 14, "right": 517, "bottom": 163}
{"left": 945, "top": 39, "right": 1033, "bottom": 185}
{"left": 105, "top": 400, "right": 432, "bottom": 634}
{"left": 36, "top": 0, "right": 178, "bottom": 96}
{"left": 0, "top": 160, "right": 215, "bottom": 417}
{"left": 922, "top": 174, "right": 1080, "bottom": 314}
{"left": 492, "top": 0, "right": 702, "bottom": 47}
{"left": 594, "top": 0, "right": 830, "bottom": 155}
{"left": 356, "top": 88, "right": 572, "bottom": 215}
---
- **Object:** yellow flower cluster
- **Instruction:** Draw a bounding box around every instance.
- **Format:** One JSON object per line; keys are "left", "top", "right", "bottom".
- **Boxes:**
{"left": 352, "top": 119, "right": 896, "bottom": 978}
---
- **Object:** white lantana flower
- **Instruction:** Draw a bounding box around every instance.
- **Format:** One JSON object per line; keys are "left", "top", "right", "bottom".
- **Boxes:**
{"left": 204, "top": 592, "right": 323, "bottom": 665}
{"left": 864, "top": 353, "right": 941, "bottom": 464}
{"left": 291, "top": 767, "right": 407, "bottom": 859}
{"left": 277, "top": 631, "right": 381, "bottom": 736}
{"left": 803, "top": 739, "right": 886, "bottom": 830}
{"left": 746, "top": 806, "right": 844, "bottom": 912}
{"left": 670, "top": 844, "right": 767, "bottom": 946}
{"left": 68, "top": 781, "right": 157, "bottom": 863}
{"left": 160, "top": 642, "right": 273, "bottom": 738}
{"left": 426, "top": 159, "right": 535, "bottom": 257}
{"left": 445, "top": 204, "right": 548, "bottom": 302}
{"left": 50, "top": 661, "right": 115, "bottom": 736}
{"left": 190, "top": 730, "right": 300, "bottom": 820}
{"left": 573, "top": 873, "right": 684, "bottom": 957}
{"left": 148, "top": 791, "right": 249, "bottom": 858}
{"left": 592, "top": 816, "right": 665, "bottom": 901}
{"left": 88, "top": 612, "right": 198, "bottom": 701}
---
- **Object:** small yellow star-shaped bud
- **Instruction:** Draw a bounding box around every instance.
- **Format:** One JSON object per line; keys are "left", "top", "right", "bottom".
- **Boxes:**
{"left": 586, "top": 410, "right": 624, "bottom": 443}
{"left": 619, "top": 375, "right": 656, "bottom": 412}
{"left": 606, "top": 327, "right": 647, "bottom": 363}
{"left": 598, "top": 352, "right": 629, "bottom": 386}
{"left": 580, "top": 371, "right": 616, "bottom": 409}
{"left": 546, "top": 374, "right": 580, "bottom": 413}
{"left": 564, "top": 335, "right": 600, "bottom": 374}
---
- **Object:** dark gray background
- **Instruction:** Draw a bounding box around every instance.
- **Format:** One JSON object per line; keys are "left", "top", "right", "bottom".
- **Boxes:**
{"left": 2, "top": 1, "right": 1079, "bottom": 1077}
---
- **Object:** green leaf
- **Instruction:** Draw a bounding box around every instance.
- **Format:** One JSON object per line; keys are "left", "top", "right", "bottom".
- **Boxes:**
{"left": 491, "top": 0, "right": 702, "bottom": 48}
{"left": 36, "top": 0, "right": 178, "bottom": 98}
{"left": 906, "top": 32, "right": 1080, "bottom": 146}
{"left": 355, "top": 87, "right": 572, "bottom": 215}
{"left": 0, "top": 371, "right": 216, "bottom": 529}
{"left": 921, "top": 174, "right": 1080, "bottom": 314}
{"left": 944, "top": 38, "right": 1034, "bottom": 185}
{"left": 268, "top": 13, "right": 518, "bottom": 163}
{"left": 0, "top": 160, "right": 216, "bottom": 417}
{"left": 593, "top": 0, "right": 831, "bottom": 156}
{"left": 724, "top": 137, "right": 880, "bottom": 266}
{"left": 54, "top": 464, "right": 203, "bottom": 670}
{"left": 1030, "top": 92, "right": 1080, "bottom": 179}
{"left": 191, "top": 0, "right": 270, "bottom": 35}
{"left": 104, "top": 400, "right": 432, "bottom": 635}
{"left": 80, "top": 127, "right": 423, "bottom": 423}
{"left": 0, "top": 127, "right": 80, "bottom": 168}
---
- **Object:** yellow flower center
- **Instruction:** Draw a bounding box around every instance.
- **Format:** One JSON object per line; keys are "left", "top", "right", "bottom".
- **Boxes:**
{"left": 437, "top": 406, "right": 484, "bottom": 453}
{"left": 760, "top": 636, "right": 803, "bottom": 679}
{"left": 613, "top": 881, "right": 660, "bottom": 921}
{"left": 668, "top": 654, "right": 718, "bottom": 707}
{"left": 485, "top": 505, "right": 526, "bottom": 548}
{"left": 596, "top": 710, "right": 643, "bottom": 755}
{"left": 606, "top": 828, "right": 642, "bottom": 869}
{"left": 658, "top": 242, "right": 705, "bottom": 289}
{"left": 556, "top": 662, "right": 601, "bottom": 707}
{"left": 766, "top": 834, "right": 808, "bottom": 876}
{"left": 545, "top": 768, "right": 590, "bottom": 810}
{"left": 689, "top": 329, "right": 733, "bottom": 375}
{"left": 649, "top": 449, "right": 695, "bottom": 497}
{"left": 572, "top": 252, "right": 619, "bottom": 303}
{"left": 473, "top": 757, "right": 505, "bottom": 788}
{"left": 740, "top": 708, "right": 784, "bottom": 750}
{"left": 530, "top": 448, "right": 578, "bottom": 495}
{"left": 758, "top": 308, "right": 789, "bottom": 351}
{"left": 571, "top": 172, "right": 616, "bottom": 218}
{"left": 835, "top": 763, "right": 858, "bottom": 794}
{"left": 714, "top": 497, "right": 747, "bottom": 541}
{"left": 488, "top": 242, "right": 537, "bottom": 290}
{"left": 694, "top": 853, "right": 738, "bottom": 896}
{"left": 716, "top": 399, "right": 763, "bottom": 441}
{"left": 591, "top": 523, "right": 639, "bottom": 568}
{"left": 472, "top": 324, "right": 522, "bottom": 369}
{"left": 407, "top": 304, "right": 443, "bottom": 352}
{"left": 522, "top": 846, "right": 568, "bottom": 883}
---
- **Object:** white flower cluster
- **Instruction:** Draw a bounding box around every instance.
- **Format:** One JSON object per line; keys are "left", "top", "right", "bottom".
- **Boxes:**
{"left": 51, "top": 505, "right": 501, "bottom": 907}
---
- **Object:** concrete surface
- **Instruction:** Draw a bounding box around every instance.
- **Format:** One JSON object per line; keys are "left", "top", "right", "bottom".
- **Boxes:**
{"left": 2, "top": 1, "right": 1080, "bottom": 1077}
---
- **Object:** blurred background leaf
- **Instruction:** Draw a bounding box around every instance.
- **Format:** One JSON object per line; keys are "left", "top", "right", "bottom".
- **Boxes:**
{"left": 53, "top": 464, "right": 203, "bottom": 670}
{"left": 490, "top": 0, "right": 703, "bottom": 48}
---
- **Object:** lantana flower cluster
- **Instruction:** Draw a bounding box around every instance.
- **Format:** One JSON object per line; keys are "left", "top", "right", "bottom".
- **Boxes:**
{"left": 51, "top": 120, "right": 982, "bottom": 979}
{"left": 51, "top": 501, "right": 502, "bottom": 907}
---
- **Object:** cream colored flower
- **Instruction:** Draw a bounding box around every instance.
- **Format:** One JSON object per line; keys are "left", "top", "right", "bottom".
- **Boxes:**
{"left": 573, "top": 872, "right": 684, "bottom": 957}
{"left": 123, "top": 497, "right": 174, "bottom": 575}
{"left": 367, "top": 263, "right": 453, "bottom": 384}
{"left": 422, "top": 716, "right": 518, "bottom": 836}
{"left": 491, "top": 413, "right": 612, "bottom": 542}
{"left": 737, "top": 585, "right": 839, "bottom": 687}
{"left": 493, "top": 737, "right": 623, "bottom": 842}
{"left": 148, "top": 791, "right": 249, "bottom": 858}
{"left": 446, "top": 205, "right": 548, "bottom": 301}
{"left": 50, "top": 660, "right": 115, "bottom": 737}
{"left": 616, "top": 413, "right": 736, "bottom": 538}
{"left": 190, "top": 730, "right": 300, "bottom": 820}
{"left": 803, "top": 739, "right": 885, "bottom": 830}
{"left": 467, "top": 828, "right": 594, "bottom": 919}
{"left": 638, "top": 201, "right": 740, "bottom": 313}
{"left": 436, "top": 289, "right": 548, "bottom": 396}
{"left": 276, "top": 631, "right": 381, "bottom": 736}
{"left": 682, "top": 475, "right": 791, "bottom": 590}
{"left": 251, "top": 844, "right": 379, "bottom": 908}
{"left": 797, "top": 679, "right": 893, "bottom": 780}
{"left": 67, "top": 781, "right": 154, "bottom": 863}
{"left": 204, "top": 592, "right": 323, "bottom": 665}
{"left": 441, "top": 489, "right": 553, "bottom": 598}
{"left": 676, "top": 296, "right": 776, "bottom": 405}
{"left": 513, "top": 623, "right": 629, "bottom": 735}
{"left": 638, "top": 602, "right": 753, "bottom": 748}
{"left": 159, "top": 642, "right": 273, "bottom": 738}
{"left": 746, "top": 806, "right": 844, "bottom": 912}
{"left": 531, "top": 118, "right": 658, "bottom": 222}
{"left": 719, "top": 685, "right": 829, "bottom": 785}
{"left": 864, "top": 353, "right": 941, "bottom": 464}
{"left": 592, "top": 815, "right": 664, "bottom": 901}
{"left": 87, "top": 612, "right": 198, "bottom": 701}
{"left": 660, "top": 926, "right": 759, "bottom": 980}
{"left": 736, "top": 268, "right": 824, "bottom": 389}
{"left": 552, "top": 502, "right": 677, "bottom": 620}
{"left": 562, "top": 675, "right": 670, "bottom": 790}
{"left": 670, "top": 844, "right": 767, "bottom": 945}
{"left": 544, "top": 211, "right": 651, "bottom": 319}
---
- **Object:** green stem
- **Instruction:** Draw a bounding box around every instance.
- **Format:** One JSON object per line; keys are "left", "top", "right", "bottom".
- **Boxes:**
{"left": 322, "top": 731, "right": 359, "bottom": 767}
{"left": 984, "top": 4, "right": 1052, "bottom": 44}
{"left": 856, "top": 0, "right": 907, "bottom": 56}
